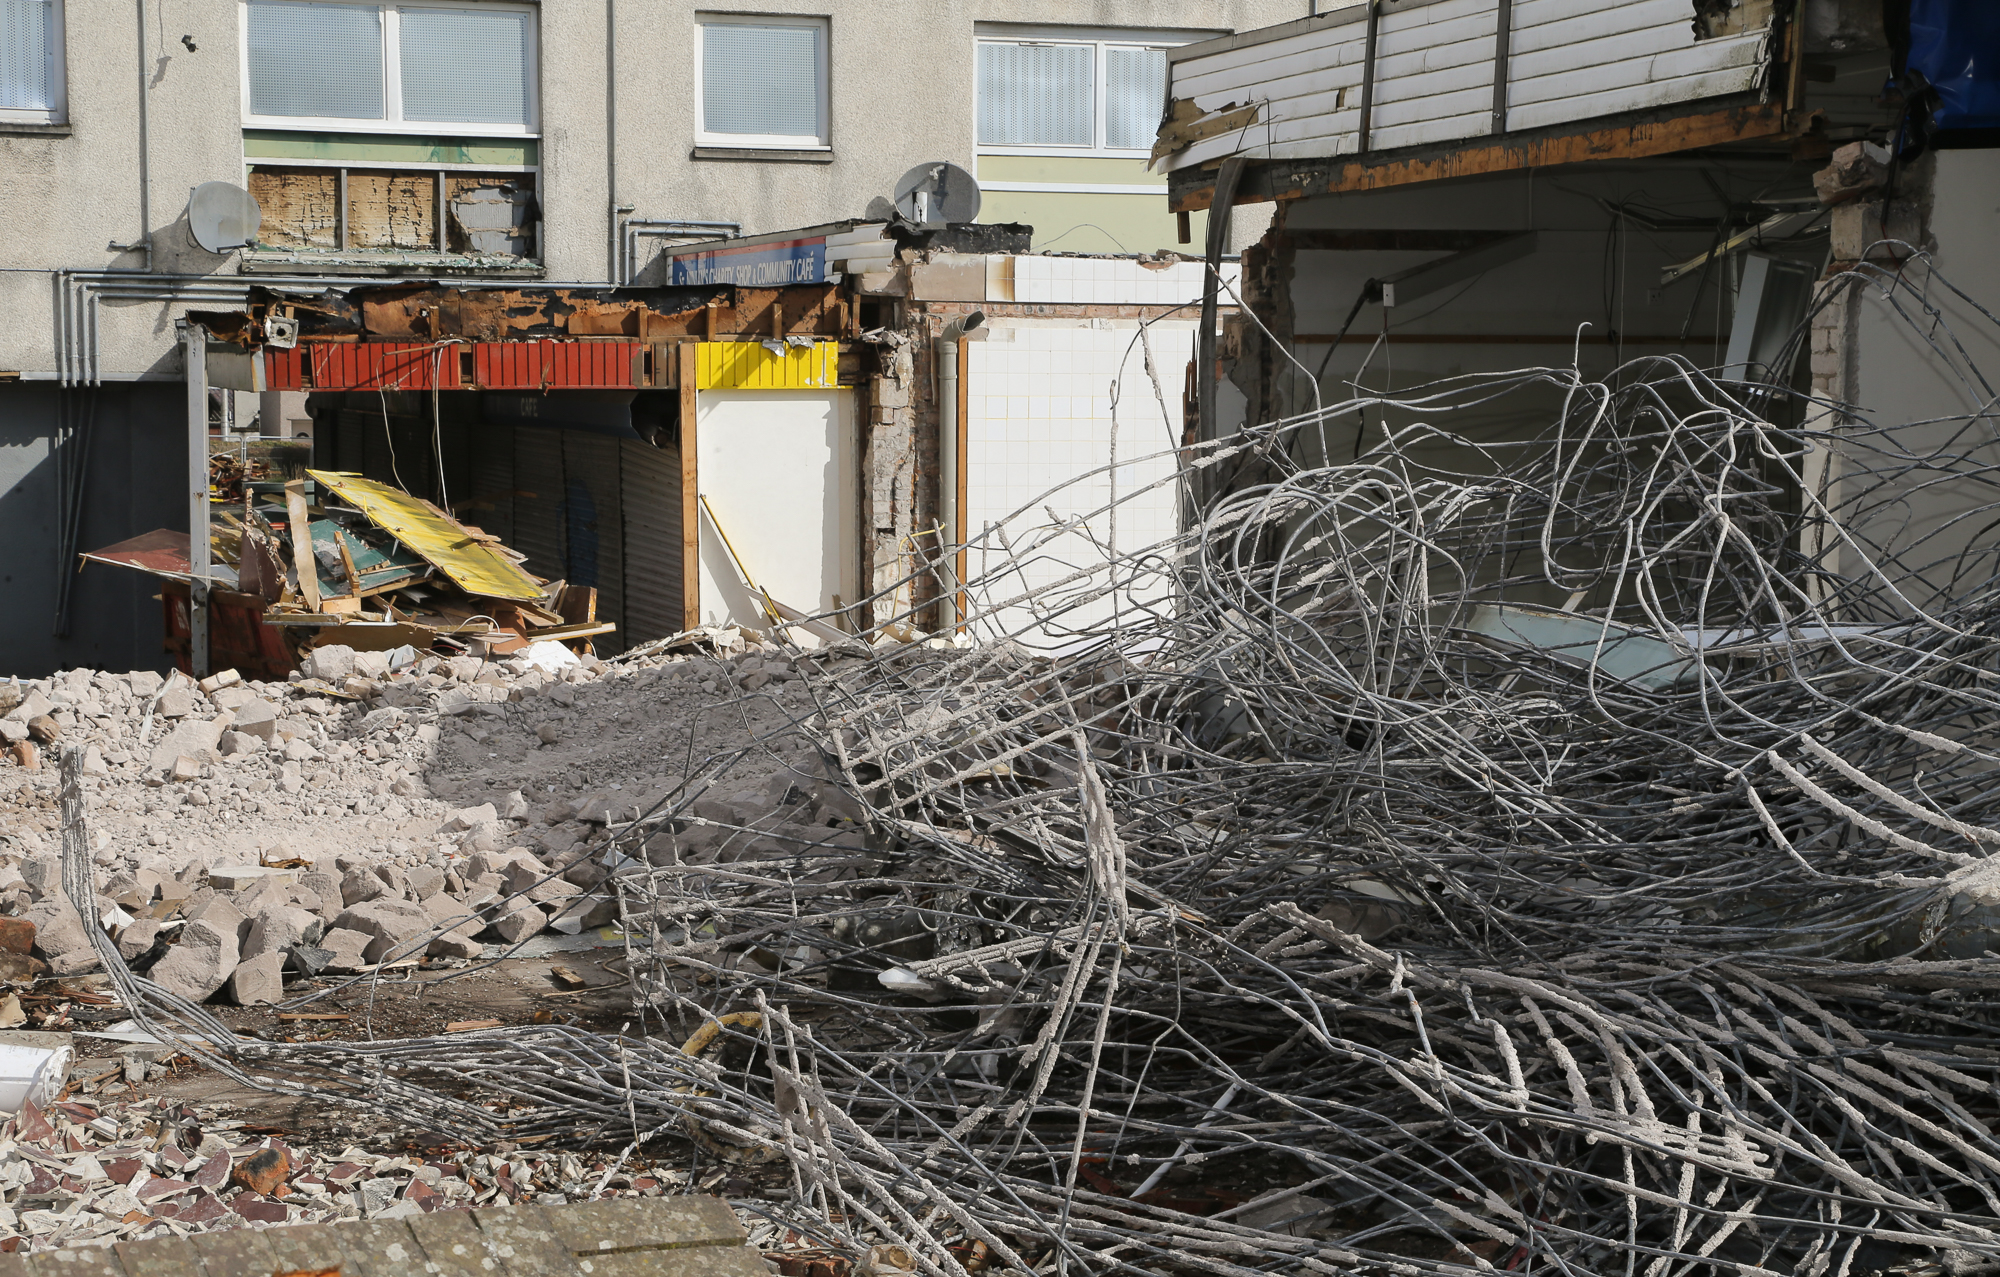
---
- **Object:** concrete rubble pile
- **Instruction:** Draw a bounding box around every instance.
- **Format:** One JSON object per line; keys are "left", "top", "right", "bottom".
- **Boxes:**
{"left": 0, "top": 1087, "right": 763, "bottom": 1249}
{"left": 0, "top": 627, "right": 851, "bottom": 1014}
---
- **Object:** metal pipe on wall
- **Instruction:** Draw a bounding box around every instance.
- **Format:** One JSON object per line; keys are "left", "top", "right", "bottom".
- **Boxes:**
{"left": 606, "top": 0, "right": 622, "bottom": 283}
{"left": 620, "top": 220, "right": 741, "bottom": 286}
{"left": 178, "top": 320, "right": 209, "bottom": 677}
{"left": 131, "top": 0, "right": 152, "bottom": 270}
{"left": 54, "top": 271, "right": 658, "bottom": 385}
{"left": 51, "top": 386, "right": 96, "bottom": 637}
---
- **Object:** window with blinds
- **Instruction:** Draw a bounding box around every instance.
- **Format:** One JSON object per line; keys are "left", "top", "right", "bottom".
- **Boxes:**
{"left": 242, "top": 0, "right": 536, "bottom": 133}
{"left": 697, "top": 15, "right": 828, "bottom": 148}
{"left": 400, "top": 7, "right": 531, "bottom": 126}
{"left": 0, "top": 0, "right": 63, "bottom": 123}
{"left": 977, "top": 43, "right": 1092, "bottom": 148}
{"left": 975, "top": 32, "right": 1177, "bottom": 153}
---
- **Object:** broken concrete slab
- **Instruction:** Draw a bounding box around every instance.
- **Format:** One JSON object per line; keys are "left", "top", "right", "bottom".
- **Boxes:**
{"left": 226, "top": 950, "right": 285, "bottom": 1005}
{"left": 147, "top": 719, "right": 225, "bottom": 773}
{"left": 148, "top": 918, "right": 239, "bottom": 1003}
{"left": 319, "top": 927, "right": 372, "bottom": 973}
{"left": 331, "top": 898, "right": 434, "bottom": 962}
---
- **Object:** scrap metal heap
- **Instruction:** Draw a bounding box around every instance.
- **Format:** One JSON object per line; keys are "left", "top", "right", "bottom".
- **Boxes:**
{"left": 62, "top": 260, "right": 2000, "bottom": 1275}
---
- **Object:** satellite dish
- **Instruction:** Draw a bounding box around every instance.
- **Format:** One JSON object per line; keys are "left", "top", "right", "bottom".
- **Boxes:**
{"left": 893, "top": 162, "right": 981, "bottom": 226}
{"left": 189, "top": 182, "right": 262, "bottom": 254}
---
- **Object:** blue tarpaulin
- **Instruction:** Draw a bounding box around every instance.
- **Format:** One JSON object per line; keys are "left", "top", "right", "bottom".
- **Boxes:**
{"left": 1906, "top": 0, "right": 2000, "bottom": 141}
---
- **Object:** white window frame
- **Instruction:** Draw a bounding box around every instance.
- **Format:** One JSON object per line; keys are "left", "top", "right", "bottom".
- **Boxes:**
{"left": 974, "top": 25, "right": 1208, "bottom": 159}
{"left": 0, "top": 0, "right": 68, "bottom": 126}
{"left": 238, "top": 0, "right": 540, "bottom": 138}
{"left": 694, "top": 12, "right": 830, "bottom": 151}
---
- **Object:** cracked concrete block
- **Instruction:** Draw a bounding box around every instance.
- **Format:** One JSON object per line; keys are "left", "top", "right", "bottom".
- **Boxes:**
{"left": 227, "top": 950, "right": 285, "bottom": 1005}
{"left": 332, "top": 898, "right": 434, "bottom": 963}
{"left": 340, "top": 868, "right": 388, "bottom": 907}
{"left": 243, "top": 906, "right": 322, "bottom": 961}
{"left": 116, "top": 917, "right": 163, "bottom": 962}
{"left": 148, "top": 719, "right": 224, "bottom": 772}
{"left": 219, "top": 730, "right": 263, "bottom": 757}
{"left": 485, "top": 903, "right": 546, "bottom": 944}
{"left": 442, "top": 802, "right": 499, "bottom": 833}
{"left": 149, "top": 918, "right": 239, "bottom": 1003}
{"left": 319, "top": 927, "right": 373, "bottom": 974}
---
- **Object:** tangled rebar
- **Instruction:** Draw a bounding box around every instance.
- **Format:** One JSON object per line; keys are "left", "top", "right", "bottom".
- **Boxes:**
{"left": 66, "top": 254, "right": 2000, "bottom": 1277}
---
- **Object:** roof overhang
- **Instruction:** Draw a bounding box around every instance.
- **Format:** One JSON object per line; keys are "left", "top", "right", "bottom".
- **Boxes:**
{"left": 1169, "top": 95, "right": 1798, "bottom": 213}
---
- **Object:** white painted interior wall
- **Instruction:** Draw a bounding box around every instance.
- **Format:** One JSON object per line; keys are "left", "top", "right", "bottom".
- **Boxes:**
{"left": 1273, "top": 161, "right": 1807, "bottom": 462}
{"left": 965, "top": 318, "right": 1192, "bottom": 647}
{"left": 1846, "top": 151, "right": 2000, "bottom": 612}
{"left": 695, "top": 389, "right": 857, "bottom": 631}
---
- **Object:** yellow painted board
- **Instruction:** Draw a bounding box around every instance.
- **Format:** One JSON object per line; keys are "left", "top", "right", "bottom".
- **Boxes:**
{"left": 306, "top": 469, "right": 545, "bottom": 602}
{"left": 694, "top": 341, "right": 839, "bottom": 390}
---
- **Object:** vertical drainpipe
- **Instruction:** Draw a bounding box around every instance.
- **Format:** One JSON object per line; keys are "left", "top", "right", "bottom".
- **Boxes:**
{"left": 606, "top": 0, "right": 622, "bottom": 283}
{"left": 179, "top": 321, "right": 210, "bottom": 677}
{"left": 134, "top": 0, "right": 152, "bottom": 270}
{"left": 937, "top": 336, "right": 959, "bottom": 631}
{"left": 934, "top": 312, "right": 982, "bottom": 631}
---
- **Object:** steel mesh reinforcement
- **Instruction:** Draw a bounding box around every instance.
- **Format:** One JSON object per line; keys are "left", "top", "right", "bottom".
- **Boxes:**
{"left": 64, "top": 255, "right": 2000, "bottom": 1277}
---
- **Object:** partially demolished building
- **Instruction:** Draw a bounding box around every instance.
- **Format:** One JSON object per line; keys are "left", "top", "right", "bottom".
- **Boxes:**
{"left": 1161, "top": 0, "right": 1999, "bottom": 490}
{"left": 3, "top": 2, "right": 2000, "bottom": 1274}
{"left": 0, "top": 0, "right": 1297, "bottom": 676}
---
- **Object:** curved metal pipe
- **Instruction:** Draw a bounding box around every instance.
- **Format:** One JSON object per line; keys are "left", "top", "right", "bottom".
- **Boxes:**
{"left": 56, "top": 272, "right": 685, "bottom": 384}
{"left": 620, "top": 219, "right": 741, "bottom": 286}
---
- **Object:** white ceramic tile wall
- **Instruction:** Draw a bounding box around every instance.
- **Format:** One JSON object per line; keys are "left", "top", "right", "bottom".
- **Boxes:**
{"left": 964, "top": 320, "right": 1196, "bottom": 646}
{"left": 1009, "top": 256, "right": 1242, "bottom": 307}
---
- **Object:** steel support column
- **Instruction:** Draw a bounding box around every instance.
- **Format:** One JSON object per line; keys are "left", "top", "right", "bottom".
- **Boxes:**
{"left": 179, "top": 320, "right": 210, "bottom": 678}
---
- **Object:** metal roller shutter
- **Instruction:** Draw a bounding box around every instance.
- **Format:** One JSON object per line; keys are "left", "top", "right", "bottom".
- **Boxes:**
{"left": 335, "top": 409, "right": 368, "bottom": 474}
{"left": 467, "top": 423, "right": 515, "bottom": 549}
{"left": 561, "top": 431, "right": 624, "bottom": 654}
{"left": 620, "top": 436, "right": 683, "bottom": 645}
{"left": 509, "top": 426, "right": 565, "bottom": 584}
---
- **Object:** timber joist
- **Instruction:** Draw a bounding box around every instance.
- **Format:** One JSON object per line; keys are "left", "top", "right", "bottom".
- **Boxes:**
{"left": 1168, "top": 99, "right": 1794, "bottom": 213}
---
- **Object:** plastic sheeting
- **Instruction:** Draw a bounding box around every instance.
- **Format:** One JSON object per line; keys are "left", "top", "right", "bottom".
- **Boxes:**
{"left": 1906, "top": 0, "right": 2000, "bottom": 140}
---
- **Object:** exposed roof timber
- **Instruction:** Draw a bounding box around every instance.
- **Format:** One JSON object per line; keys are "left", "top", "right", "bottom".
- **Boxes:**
{"left": 1168, "top": 99, "right": 1796, "bottom": 213}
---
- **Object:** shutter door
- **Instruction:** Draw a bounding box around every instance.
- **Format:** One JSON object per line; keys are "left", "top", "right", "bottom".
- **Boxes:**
{"left": 467, "top": 423, "right": 515, "bottom": 549}
{"left": 335, "top": 409, "right": 368, "bottom": 474}
{"left": 361, "top": 411, "right": 392, "bottom": 485}
{"left": 620, "top": 435, "right": 683, "bottom": 645}
{"left": 510, "top": 426, "right": 565, "bottom": 583}
{"left": 561, "top": 432, "right": 624, "bottom": 654}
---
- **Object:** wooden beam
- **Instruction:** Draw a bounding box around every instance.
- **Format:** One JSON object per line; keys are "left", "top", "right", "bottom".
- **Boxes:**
{"left": 678, "top": 341, "right": 700, "bottom": 633}
{"left": 284, "top": 478, "right": 320, "bottom": 612}
{"left": 1357, "top": 1, "right": 1380, "bottom": 154}
{"left": 1276, "top": 230, "right": 1518, "bottom": 252}
{"left": 1170, "top": 101, "right": 1789, "bottom": 213}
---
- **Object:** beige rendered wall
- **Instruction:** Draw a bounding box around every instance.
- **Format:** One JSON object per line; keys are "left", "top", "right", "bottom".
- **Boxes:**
{"left": 0, "top": 0, "right": 1305, "bottom": 381}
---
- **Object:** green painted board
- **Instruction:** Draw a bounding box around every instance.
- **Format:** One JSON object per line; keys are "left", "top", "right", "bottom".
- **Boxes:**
{"left": 244, "top": 129, "right": 538, "bottom": 168}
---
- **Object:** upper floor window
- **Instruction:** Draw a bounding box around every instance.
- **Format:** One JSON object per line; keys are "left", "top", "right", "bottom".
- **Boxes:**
{"left": 242, "top": 0, "right": 537, "bottom": 135}
{"left": 977, "top": 28, "right": 1183, "bottom": 154}
{"left": 697, "top": 13, "right": 827, "bottom": 149}
{"left": 0, "top": 0, "right": 65, "bottom": 125}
